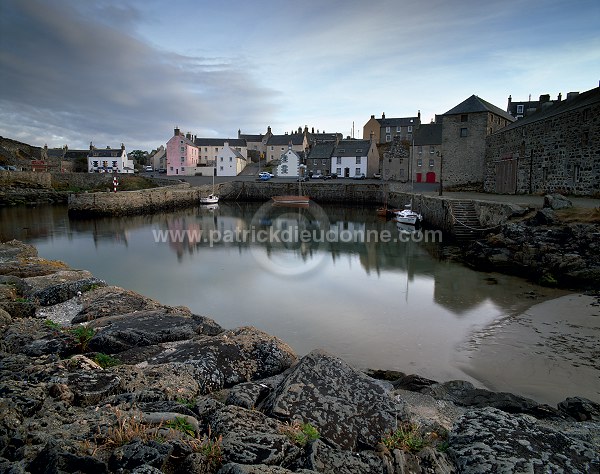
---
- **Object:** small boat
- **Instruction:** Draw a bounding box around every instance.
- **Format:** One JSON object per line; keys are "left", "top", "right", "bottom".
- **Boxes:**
{"left": 393, "top": 203, "right": 422, "bottom": 226}
{"left": 199, "top": 193, "right": 219, "bottom": 204}
{"left": 200, "top": 171, "right": 219, "bottom": 204}
{"left": 272, "top": 176, "right": 310, "bottom": 206}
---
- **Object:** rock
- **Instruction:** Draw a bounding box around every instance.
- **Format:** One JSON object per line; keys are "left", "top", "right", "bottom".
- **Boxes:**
{"left": 0, "top": 301, "right": 37, "bottom": 319}
{"left": 448, "top": 407, "right": 599, "bottom": 473}
{"left": 0, "top": 241, "right": 69, "bottom": 278}
{"left": 218, "top": 463, "right": 318, "bottom": 473}
{"left": 225, "top": 381, "right": 271, "bottom": 409}
{"left": 208, "top": 405, "right": 303, "bottom": 467}
{"left": 544, "top": 193, "right": 573, "bottom": 210}
{"left": 72, "top": 286, "right": 171, "bottom": 324}
{"left": 66, "top": 369, "right": 122, "bottom": 407}
{"left": 558, "top": 397, "right": 600, "bottom": 422}
{"left": 422, "top": 380, "right": 563, "bottom": 419}
{"left": 87, "top": 310, "right": 221, "bottom": 354}
{"left": 261, "top": 350, "right": 408, "bottom": 451}
{"left": 108, "top": 440, "right": 173, "bottom": 472}
{"left": 27, "top": 441, "right": 108, "bottom": 474}
{"left": 146, "top": 327, "right": 297, "bottom": 393}
{"left": 29, "top": 275, "right": 106, "bottom": 306}
{"left": 531, "top": 208, "right": 559, "bottom": 225}
{"left": 303, "top": 439, "right": 387, "bottom": 473}
{"left": 140, "top": 411, "right": 200, "bottom": 435}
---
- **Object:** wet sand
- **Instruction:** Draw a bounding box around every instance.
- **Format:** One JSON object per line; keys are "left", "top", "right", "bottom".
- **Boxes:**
{"left": 458, "top": 293, "right": 600, "bottom": 406}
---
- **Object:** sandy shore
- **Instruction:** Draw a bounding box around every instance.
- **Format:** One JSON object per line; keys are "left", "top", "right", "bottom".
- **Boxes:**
{"left": 457, "top": 293, "right": 600, "bottom": 405}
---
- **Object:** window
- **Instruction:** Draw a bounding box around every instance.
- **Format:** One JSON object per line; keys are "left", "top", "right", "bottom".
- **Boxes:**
{"left": 282, "top": 155, "right": 288, "bottom": 162}
{"left": 180, "top": 146, "right": 185, "bottom": 153}
{"left": 336, "top": 167, "right": 341, "bottom": 174}
{"left": 429, "top": 159, "right": 434, "bottom": 168}
{"left": 219, "top": 166, "right": 223, "bottom": 171}
{"left": 355, "top": 168, "right": 361, "bottom": 175}
{"left": 460, "top": 128, "right": 468, "bottom": 137}
{"left": 386, "top": 126, "right": 390, "bottom": 133}
{"left": 112, "top": 161, "right": 117, "bottom": 168}
{"left": 322, "top": 159, "right": 327, "bottom": 165}
{"left": 355, "top": 148, "right": 362, "bottom": 153}
{"left": 270, "top": 146, "right": 273, "bottom": 150}
{"left": 180, "top": 156, "right": 184, "bottom": 162}
{"left": 220, "top": 157, "right": 223, "bottom": 162}
{"left": 582, "top": 131, "right": 589, "bottom": 146}
{"left": 417, "top": 158, "right": 422, "bottom": 167}
{"left": 574, "top": 164, "right": 580, "bottom": 183}
{"left": 92, "top": 161, "right": 98, "bottom": 167}
{"left": 583, "top": 108, "right": 591, "bottom": 122}
{"left": 399, "top": 169, "right": 405, "bottom": 177}
{"left": 281, "top": 165, "right": 288, "bottom": 174}
{"left": 396, "top": 126, "right": 401, "bottom": 132}
{"left": 229, "top": 157, "right": 232, "bottom": 162}
{"left": 215, "top": 148, "right": 218, "bottom": 152}
{"left": 418, "top": 146, "right": 423, "bottom": 154}
{"left": 386, "top": 134, "right": 391, "bottom": 142}
{"left": 461, "top": 114, "right": 468, "bottom": 122}
{"left": 336, "top": 157, "right": 341, "bottom": 164}
{"left": 516, "top": 105, "right": 524, "bottom": 114}
{"left": 205, "top": 147, "right": 208, "bottom": 152}
{"left": 430, "top": 146, "right": 435, "bottom": 154}
{"left": 356, "top": 157, "right": 361, "bottom": 164}
{"left": 407, "top": 126, "right": 412, "bottom": 133}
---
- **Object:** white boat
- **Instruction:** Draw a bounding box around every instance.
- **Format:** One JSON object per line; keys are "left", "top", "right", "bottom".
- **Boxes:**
{"left": 199, "top": 193, "right": 219, "bottom": 204}
{"left": 200, "top": 172, "right": 219, "bottom": 204}
{"left": 393, "top": 203, "right": 422, "bottom": 226}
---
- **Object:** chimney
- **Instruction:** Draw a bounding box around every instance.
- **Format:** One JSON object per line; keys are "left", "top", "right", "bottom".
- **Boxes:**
{"left": 238, "top": 129, "right": 241, "bottom": 138}
{"left": 508, "top": 95, "right": 512, "bottom": 106}
{"left": 186, "top": 132, "right": 192, "bottom": 140}
{"left": 557, "top": 93, "right": 562, "bottom": 102}
{"left": 267, "top": 126, "right": 271, "bottom": 134}
{"left": 174, "top": 127, "right": 180, "bottom": 136}
{"left": 382, "top": 112, "right": 385, "bottom": 119}
{"left": 539, "top": 94, "right": 550, "bottom": 103}
{"left": 121, "top": 143, "right": 125, "bottom": 151}
{"left": 89, "top": 141, "right": 94, "bottom": 151}
{"left": 418, "top": 110, "right": 421, "bottom": 121}
{"left": 371, "top": 115, "right": 375, "bottom": 119}
{"left": 312, "top": 127, "right": 315, "bottom": 134}
{"left": 566, "top": 91, "right": 579, "bottom": 100}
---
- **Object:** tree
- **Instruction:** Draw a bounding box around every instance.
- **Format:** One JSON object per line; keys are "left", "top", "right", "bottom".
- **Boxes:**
{"left": 129, "top": 150, "right": 147, "bottom": 164}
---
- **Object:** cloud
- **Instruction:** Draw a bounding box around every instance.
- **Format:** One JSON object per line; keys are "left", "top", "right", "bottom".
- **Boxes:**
{"left": 0, "top": 0, "right": 277, "bottom": 150}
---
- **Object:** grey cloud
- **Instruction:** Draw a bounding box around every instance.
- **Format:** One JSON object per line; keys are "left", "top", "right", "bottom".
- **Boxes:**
{"left": 0, "top": 0, "right": 276, "bottom": 150}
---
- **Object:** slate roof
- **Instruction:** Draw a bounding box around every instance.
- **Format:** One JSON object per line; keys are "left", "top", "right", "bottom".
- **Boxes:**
{"left": 267, "top": 133, "right": 305, "bottom": 146}
{"left": 309, "top": 132, "right": 342, "bottom": 143}
{"left": 307, "top": 143, "right": 335, "bottom": 160}
{"left": 378, "top": 116, "right": 420, "bottom": 127}
{"left": 89, "top": 148, "right": 125, "bottom": 157}
{"left": 332, "top": 139, "right": 371, "bottom": 157}
{"left": 500, "top": 87, "right": 600, "bottom": 132}
{"left": 64, "top": 150, "right": 91, "bottom": 160}
{"left": 443, "top": 95, "right": 514, "bottom": 122}
{"left": 239, "top": 134, "right": 263, "bottom": 142}
{"left": 413, "top": 124, "right": 442, "bottom": 146}
{"left": 195, "top": 138, "right": 247, "bottom": 147}
{"left": 229, "top": 147, "right": 246, "bottom": 161}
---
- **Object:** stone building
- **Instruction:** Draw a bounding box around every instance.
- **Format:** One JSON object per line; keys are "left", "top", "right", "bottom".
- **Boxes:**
{"left": 484, "top": 86, "right": 600, "bottom": 195}
{"left": 507, "top": 93, "right": 563, "bottom": 120}
{"left": 363, "top": 112, "right": 420, "bottom": 144}
{"left": 440, "top": 95, "right": 515, "bottom": 188}
{"left": 412, "top": 123, "right": 442, "bottom": 183}
{"left": 381, "top": 136, "right": 409, "bottom": 181}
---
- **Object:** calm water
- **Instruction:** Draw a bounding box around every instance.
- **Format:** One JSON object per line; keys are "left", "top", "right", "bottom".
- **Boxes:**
{"left": 1, "top": 202, "right": 594, "bottom": 404}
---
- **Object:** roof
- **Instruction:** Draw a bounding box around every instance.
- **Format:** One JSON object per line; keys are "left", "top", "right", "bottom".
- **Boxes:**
{"left": 64, "top": 149, "right": 91, "bottom": 160}
{"left": 195, "top": 138, "right": 246, "bottom": 147}
{"left": 47, "top": 148, "right": 65, "bottom": 158}
{"left": 309, "top": 132, "right": 342, "bottom": 143}
{"left": 443, "top": 95, "right": 514, "bottom": 122}
{"left": 89, "top": 148, "right": 126, "bottom": 157}
{"left": 267, "top": 133, "right": 305, "bottom": 146}
{"left": 307, "top": 142, "right": 335, "bottom": 160}
{"left": 239, "top": 134, "right": 263, "bottom": 142}
{"left": 500, "top": 87, "right": 600, "bottom": 132}
{"left": 378, "top": 116, "right": 420, "bottom": 127}
{"left": 229, "top": 147, "right": 246, "bottom": 161}
{"left": 332, "top": 139, "right": 372, "bottom": 157}
{"left": 413, "top": 124, "right": 442, "bottom": 146}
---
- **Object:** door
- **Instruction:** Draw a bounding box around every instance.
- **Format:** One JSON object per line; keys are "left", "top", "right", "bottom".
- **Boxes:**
{"left": 344, "top": 167, "right": 350, "bottom": 178}
{"left": 416, "top": 173, "right": 422, "bottom": 183}
{"left": 495, "top": 159, "right": 517, "bottom": 194}
{"left": 426, "top": 172, "right": 436, "bottom": 183}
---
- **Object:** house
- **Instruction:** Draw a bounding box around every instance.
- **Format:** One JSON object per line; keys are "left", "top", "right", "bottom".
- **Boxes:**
{"left": 363, "top": 112, "right": 421, "bottom": 144}
{"left": 440, "top": 95, "right": 515, "bottom": 187}
{"left": 331, "top": 139, "right": 379, "bottom": 178}
{"left": 148, "top": 145, "right": 166, "bottom": 171}
{"left": 507, "top": 93, "right": 564, "bottom": 120}
{"left": 216, "top": 141, "right": 247, "bottom": 176}
{"left": 412, "top": 123, "right": 443, "bottom": 183}
{"left": 266, "top": 131, "right": 308, "bottom": 162}
{"left": 238, "top": 126, "right": 272, "bottom": 162}
{"left": 88, "top": 143, "right": 134, "bottom": 173}
{"left": 276, "top": 147, "right": 303, "bottom": 177}
{"left": 485, "top": 86, "right": 600, "bottom": 196}
{"left": 166, "top": 128, "right": 200, "bottom": 176}
{"left": 306, "top": 142, "right": 335, "bottom": 176}
{"left": 195, "top": 137, "right": 247, "bottom": 166}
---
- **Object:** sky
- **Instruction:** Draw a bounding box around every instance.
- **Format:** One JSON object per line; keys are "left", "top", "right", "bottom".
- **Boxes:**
{"left": 0, "top": 0, "right": 599, "bottom": 152}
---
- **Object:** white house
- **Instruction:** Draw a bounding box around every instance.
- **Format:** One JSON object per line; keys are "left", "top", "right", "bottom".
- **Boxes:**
{"left": 217, "top": 142, "right": 247, "bottom": 176}
{"left": 276, "top": 148, "right": 303, "bottom": 177}
{"left": 331, "top": 139, "right": 379, "bottom": 178}
{"left": 88, "top": 143, "right": 134, "bottom": 173}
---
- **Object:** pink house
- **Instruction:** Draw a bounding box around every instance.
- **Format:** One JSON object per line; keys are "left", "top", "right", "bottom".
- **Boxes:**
{"left": 166, "top": 127, "right": 200, "bottom": 176}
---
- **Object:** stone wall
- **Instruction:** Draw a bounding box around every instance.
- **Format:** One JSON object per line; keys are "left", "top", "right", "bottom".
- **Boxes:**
{"left": 484, "top": 91, "right": 600, "bottom": 196}
{"left": 0, "top": 170, "right": 52, "bottom": 188}
{"left": 68, "top": 183, "right": 212, "bottom": 217}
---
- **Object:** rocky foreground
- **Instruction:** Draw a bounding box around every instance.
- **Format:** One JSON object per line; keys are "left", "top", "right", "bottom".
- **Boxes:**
{"left": 0, "top": 240, "right": 599, "bottom": 473}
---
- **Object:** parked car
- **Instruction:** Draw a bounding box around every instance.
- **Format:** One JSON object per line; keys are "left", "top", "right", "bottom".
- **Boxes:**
{"left": 144, "top": 165, "right": 153, "bottom": 172}
{"left": 352, "top": 173, "right": 366, "bottom": 180}
{"left": 329, "top": 173, "right": 338, "bottom": 179}
{"left": 0, "top": 166, "right": 6, "bottom": 171}
{"left": 322, "top": 174, "right": 332, "bottom": 180}
{"left": 312, "top": 173, "right": 323, "bottom": 179}
{"left": 259, "top": 174, "right": 271, "bottom": 181}
{"left": 7, "top": 166, "right": 18, "bottom": 171}
{"left": 373, "top": 172, "right": 381, "bottom": 179}
{"left": 259, "top": 171, "right": 274, "bottom": 178}
{"left": 296, "top": 176, "right": 308, "bottom": 182}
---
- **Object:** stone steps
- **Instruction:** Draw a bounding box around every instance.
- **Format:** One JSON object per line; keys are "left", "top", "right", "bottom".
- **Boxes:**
{"left": 449, "top": 200, "right": 483, "bottom": 241}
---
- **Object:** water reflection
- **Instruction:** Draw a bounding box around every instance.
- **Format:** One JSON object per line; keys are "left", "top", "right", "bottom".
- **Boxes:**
{"left": 1, "top": 202, "right": 572, "bottom": 401}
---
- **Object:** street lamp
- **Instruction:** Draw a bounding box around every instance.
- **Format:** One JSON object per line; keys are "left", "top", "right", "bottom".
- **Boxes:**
{"left": 436, "top": 150, "right": 443, "bottom": 196}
